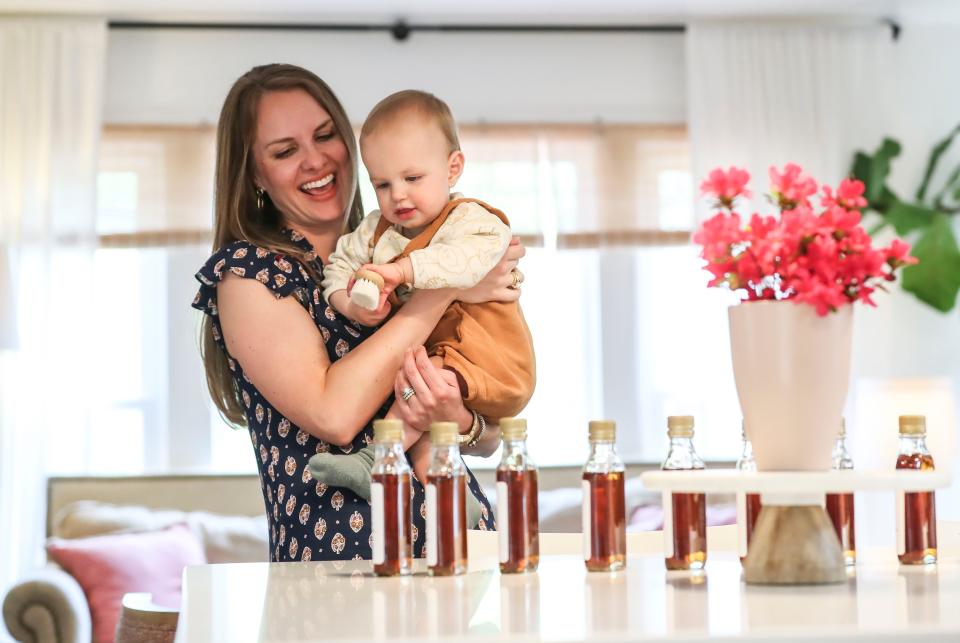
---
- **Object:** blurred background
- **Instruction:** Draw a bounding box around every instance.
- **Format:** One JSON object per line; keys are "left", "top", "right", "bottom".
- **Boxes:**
{"left": 1, "top": 0, "right": 958, "bottom": 594}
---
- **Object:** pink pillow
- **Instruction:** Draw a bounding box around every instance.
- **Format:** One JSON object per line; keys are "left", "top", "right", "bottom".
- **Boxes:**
{"left": 46, "top": 523, "right": 205, "bottom": 643}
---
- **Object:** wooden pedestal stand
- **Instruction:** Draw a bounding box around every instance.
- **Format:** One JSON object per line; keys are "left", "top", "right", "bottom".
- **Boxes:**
{"left": 641, "top": 470, "right": 950, "bottom": 585}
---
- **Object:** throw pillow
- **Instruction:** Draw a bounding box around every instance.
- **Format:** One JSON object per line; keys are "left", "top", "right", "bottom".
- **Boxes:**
{"left": 46, "top": 523, "right": 205, "bottom": 643}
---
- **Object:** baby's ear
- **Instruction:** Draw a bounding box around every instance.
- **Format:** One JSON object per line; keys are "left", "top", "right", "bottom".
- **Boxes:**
{"left": 447, "top": 150, "right": 465, "bottom": 187}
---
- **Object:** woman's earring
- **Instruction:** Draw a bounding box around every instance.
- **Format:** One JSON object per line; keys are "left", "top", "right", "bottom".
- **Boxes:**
{"left": 255, "top": 186, "right": 265, "bottom": 210}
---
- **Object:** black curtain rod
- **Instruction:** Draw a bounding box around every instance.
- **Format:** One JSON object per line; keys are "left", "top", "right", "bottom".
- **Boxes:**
{"left": 108, "top": 20, "right": 686, "bottom": 40}
{"left": 108, "top": 19, "right": 902, "bottom": 42}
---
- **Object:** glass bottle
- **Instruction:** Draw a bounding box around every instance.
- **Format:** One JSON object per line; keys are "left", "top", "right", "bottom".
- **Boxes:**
{"left": 582, "top": 420, "right": 626, "bottom": 572}
{"left": 735, "top": 421, "right": 761, "bottom": 564}
{"left": 370, "top": 419, "right": 413, "bottom": 576}
{"left": 662, "top": 415, "right": 707, "bottom": 571}
{"left": 896, "top": 415, "right": 937, "bottom": 565}
{"left": 825, "top": 419, "right": 856, "bottom": 566}
{"left": 497, "top": 417, "right": 540, "bottom": 574}
{"left": 426, "top": 421, "right": 468, "bottom": 576}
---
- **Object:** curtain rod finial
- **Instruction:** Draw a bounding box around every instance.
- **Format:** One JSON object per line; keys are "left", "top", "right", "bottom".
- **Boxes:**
{"left": 391, "top": 20, "right": 410, "bottom": 41}
{"left": 883, "top": 17, "right": 901, "bottom": 42}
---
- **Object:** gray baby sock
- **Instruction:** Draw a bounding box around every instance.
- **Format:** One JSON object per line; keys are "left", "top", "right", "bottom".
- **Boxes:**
{"left": 309, "top": 446, "right": 487, "bottom": 526}
{"left": 308, "top": 446, "right": 376, "bottom": 500}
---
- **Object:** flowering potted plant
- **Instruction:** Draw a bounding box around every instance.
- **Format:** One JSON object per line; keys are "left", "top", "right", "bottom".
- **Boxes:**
{"left": 694, "top": 164, "right": 915, "bottom": 470}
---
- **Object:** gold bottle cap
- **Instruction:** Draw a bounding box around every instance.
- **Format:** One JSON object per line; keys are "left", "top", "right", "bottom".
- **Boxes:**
{"left": 500, "top": 417, "right": 527, "bottom": 441}
{"left": 898, "top": 415, "right": 927, "bottom": 435}
{"left": 373, "top": 419, "right": 404, "bottom": 443}
{"left": 588, "top": 420, "right": 616, "bottom": 442}
{"left": 430, "top": 421, "right": 460, "bottom": 446}
{"left": 667, "top": 415, "right": 695, "bottom": 438}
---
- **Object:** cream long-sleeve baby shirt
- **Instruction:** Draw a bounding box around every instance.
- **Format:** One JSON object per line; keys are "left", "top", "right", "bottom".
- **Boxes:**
{"left": 321, "top": 196, "right": 512, "bottom": 304}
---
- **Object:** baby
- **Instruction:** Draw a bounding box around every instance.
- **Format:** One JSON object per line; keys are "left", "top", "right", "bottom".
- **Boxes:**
{"left": 309, "top": 90, "right": 536, "bottom": 525}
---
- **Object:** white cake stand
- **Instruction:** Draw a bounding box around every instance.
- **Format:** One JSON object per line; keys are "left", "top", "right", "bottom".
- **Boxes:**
{"left": 640, "top": 470, "right": 951, "bottom": 585}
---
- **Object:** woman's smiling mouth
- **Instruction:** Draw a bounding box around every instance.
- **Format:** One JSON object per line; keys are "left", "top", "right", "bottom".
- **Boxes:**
{"left": 299, "top": 173, "right": 335, "bottom": 195}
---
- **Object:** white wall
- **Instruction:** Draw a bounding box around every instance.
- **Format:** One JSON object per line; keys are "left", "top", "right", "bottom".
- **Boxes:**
{"left": 849, "top": 0, "right": 960, "bottom": 531}
{"left": 105, "top": 21, "right": 960, "bottom": 518}
{"left": 104, "top": 28, "right": 686, "bottom": 125}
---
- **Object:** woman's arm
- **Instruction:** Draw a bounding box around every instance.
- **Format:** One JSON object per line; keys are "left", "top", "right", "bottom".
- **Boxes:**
{"left": 462, "top": 418, "right": 502, "bottom": 457}
{"left": 217, "top": 274, "right": 455, "bottom": 446}
{"left": 391, "top": 347, "right": 504, "bottom": 458}
{"left": 217, "top": 238, "right": 527, "bottom": 448}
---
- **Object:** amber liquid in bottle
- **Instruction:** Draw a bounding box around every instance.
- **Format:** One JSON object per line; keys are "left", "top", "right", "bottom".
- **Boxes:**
{"left": 371, "top": 471, "right": 412, "bottom": 577}
{"left": 427, "top": 474, "right": 467, "bottom": 576}
{"left": 740, "top": 493, "right": 762, "bottom": 564}
{"left": 662, "top": 417, "right": 707, "bottom": 571}
{"left": 897, "top": 452, "right": 937, "bottom": 565}
{"left": 666, "top": 491, "right": 707, "bottom": 570}
{"left": 497, "top": 468, "right": 540, "bottom": 573}
{"left": 583, "top": 471, "right": 626, "bottom": 571}
{"left": 825, "top": 492, "right": 856, "bottom": 565}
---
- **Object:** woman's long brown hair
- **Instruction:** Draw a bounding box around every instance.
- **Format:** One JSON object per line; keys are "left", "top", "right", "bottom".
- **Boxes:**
{"left": 201, "top": 64, "right": 364, "bottom": 427}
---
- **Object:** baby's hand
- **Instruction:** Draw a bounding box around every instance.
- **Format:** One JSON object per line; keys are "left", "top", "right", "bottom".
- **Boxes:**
{"left": 330, "top": 290, "right": 392, "bottom": 327}
{"left": 359, "top": 261, "right": 408, "bottom": 292}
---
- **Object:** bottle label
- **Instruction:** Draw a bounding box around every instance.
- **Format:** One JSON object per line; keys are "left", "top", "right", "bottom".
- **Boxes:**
{"left": 497, "top": 481, "right": 509, "bottom": 563}
{"left": 371, "top": 481, "right": 385, "bottom": 565}
{"left": 581, "top": 480, "right": 591, "bottom": 561}
{"left": 736, "top": 492, "right": 747, "bottom": 558}
{"left": 426, "top": 483, "right": 438, "bottom": 567}
{"left": 896, "top": 491, "right": 905, "bottom": 556}
{"left": 662, "top": 491, "right": 674, "bottom": 558}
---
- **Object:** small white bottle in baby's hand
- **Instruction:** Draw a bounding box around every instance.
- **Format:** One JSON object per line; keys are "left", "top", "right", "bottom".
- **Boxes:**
{"left": 350, "top": 268, "right": 385, "bottom": 310}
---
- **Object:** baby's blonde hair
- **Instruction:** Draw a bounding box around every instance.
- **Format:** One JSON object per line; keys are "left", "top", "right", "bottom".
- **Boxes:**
{"left": 360, "top": 90, "right": 460, "bottom": 154}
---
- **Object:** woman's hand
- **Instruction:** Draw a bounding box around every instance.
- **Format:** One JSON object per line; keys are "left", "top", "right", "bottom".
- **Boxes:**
{"left": 459, "top": 236, "right": 526, "bottom": 304}
{"left": 393, "top": 347, "right": 472, "bottom": 433}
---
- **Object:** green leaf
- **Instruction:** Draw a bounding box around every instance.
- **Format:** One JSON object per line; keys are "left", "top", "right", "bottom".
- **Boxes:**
{"left": 875, "top": 186, "right": 899, "bottom": 212}
{"left": 865, "top": 138, "right": 902, "bottom": 204}
{"left": 851, "top": 151, "right": 872, "bottom": 185}
{"left": 901, "top": 214, "right": 960, "bottom": 312}
{"left": 933, "top": 161, "right": 960, "bottom": 211}
{"left": 885, "top": 201, "right": 940, "bottom": 235}
{"left": 916, "top": 123, "right": 960, "bottom": 203}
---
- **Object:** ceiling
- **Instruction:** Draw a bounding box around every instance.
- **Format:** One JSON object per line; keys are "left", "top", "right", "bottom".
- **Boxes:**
{"left": 0, "top": 0, "right": 904, "bottom": 25}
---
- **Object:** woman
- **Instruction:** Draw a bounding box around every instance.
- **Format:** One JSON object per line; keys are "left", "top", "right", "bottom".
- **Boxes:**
{"left": 192, "top": 64, "right": 524, "bottom": 561}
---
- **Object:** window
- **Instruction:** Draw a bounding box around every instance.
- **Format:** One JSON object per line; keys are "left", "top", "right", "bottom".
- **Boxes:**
{"left": 92, "top": 123, "right": 741, "bottom": 474}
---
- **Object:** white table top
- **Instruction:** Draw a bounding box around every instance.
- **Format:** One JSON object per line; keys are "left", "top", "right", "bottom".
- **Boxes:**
{"left": 176, "top": 544, "right": 960, "bottom": 642}
{"left": 640, "top": 469, "right": 952, "bottom": 494}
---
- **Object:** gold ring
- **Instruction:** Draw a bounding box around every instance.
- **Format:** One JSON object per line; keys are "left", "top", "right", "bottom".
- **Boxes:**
{"left": 510, "top": 270, "right": 522, "bottom": 289}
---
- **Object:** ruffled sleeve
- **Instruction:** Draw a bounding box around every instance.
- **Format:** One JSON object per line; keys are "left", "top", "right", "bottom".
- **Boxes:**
{"left": 192, "top": 240, "right": 316, "bottom": 328}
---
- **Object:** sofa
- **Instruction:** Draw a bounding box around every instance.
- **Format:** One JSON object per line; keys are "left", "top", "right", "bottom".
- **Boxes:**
{"left": 2, "top": 470, "right": 737, "bottom": 643}
{"left": 2, "top": 474, "right": 268, "bottom": 643}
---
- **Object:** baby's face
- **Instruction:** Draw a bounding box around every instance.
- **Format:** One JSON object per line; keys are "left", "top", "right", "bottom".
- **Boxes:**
{"left": 361, "top": 116, "right": 461, "bottom": 233}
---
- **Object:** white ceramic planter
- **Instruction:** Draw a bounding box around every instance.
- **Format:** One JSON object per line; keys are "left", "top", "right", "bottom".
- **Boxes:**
{"left": 728, "top": 300, "right": 853, "bottom": 471}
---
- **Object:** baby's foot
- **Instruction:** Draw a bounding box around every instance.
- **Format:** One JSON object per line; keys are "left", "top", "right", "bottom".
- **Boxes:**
{"left": 308, "top": 447, "right": 375, "bottom": 500}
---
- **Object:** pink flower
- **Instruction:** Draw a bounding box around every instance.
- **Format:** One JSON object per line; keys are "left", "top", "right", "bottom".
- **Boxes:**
{"left": 769, "top": 163, "right": 818, "bottom": 210}
{"left": 885, "top": 238, "right": 918, "bottom": 268}
{"left": 699, "top": 167, "right": 751, "bottom": 209}
{"left": 693, "top": 163, "right": 915, "bottom": 316}
{"left": 818, "top": 205, "right": 862, "bottom": 237}
{"left": 821, "top": 179, "right": 867, "bottom": 211}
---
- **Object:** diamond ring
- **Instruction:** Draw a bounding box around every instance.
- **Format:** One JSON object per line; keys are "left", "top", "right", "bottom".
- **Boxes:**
{"left": 401, "top": 386, "right": 416, "bottom": 401}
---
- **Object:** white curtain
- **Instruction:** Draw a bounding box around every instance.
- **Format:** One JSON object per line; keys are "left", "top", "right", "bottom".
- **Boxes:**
{"left": 0, "top": 17, "right": 106, "bottom": 594}
{"left": 686, "top": 22, "right": 894, "bottom": 222}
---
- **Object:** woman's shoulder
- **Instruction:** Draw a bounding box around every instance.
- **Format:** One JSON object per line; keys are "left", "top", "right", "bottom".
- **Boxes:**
{"left": 193, "top": 239, "right": 314, "bottom": 309}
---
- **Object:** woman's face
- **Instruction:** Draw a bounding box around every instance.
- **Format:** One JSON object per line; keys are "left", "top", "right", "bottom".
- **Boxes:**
{"left": 252, "top": 89, "right": 352, "bottom": 232}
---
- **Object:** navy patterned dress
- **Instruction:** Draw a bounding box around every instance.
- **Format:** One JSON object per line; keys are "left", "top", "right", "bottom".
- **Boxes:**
{"left": 193, "top": 228, "right": 495, "bottom": 562}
